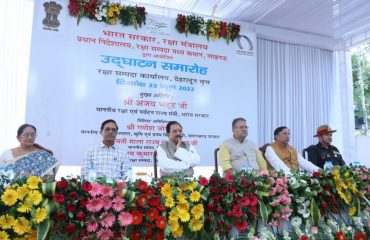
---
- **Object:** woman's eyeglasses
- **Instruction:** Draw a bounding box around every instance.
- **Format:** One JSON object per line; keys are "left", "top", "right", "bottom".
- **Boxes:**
{"left": 21, "top": 133, "right": 37, "bottom": 138}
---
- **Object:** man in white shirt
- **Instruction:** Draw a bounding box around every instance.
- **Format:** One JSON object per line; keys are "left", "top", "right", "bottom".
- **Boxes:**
{"left": 265, "top": 126, "right": 319, "bottom": 173}
{"left": 156, "top": 121, "right": 200, "bottom": 177}
{"left": 81, "top": 119, "right": 130, "bottom": 181}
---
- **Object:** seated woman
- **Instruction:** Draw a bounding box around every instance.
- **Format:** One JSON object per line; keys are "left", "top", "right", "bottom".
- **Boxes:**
{"left": 0, "top": 124, "right": 60, "bottom": 179}
{"left": 265, "top": 126, "right": 319, "bottom": 173}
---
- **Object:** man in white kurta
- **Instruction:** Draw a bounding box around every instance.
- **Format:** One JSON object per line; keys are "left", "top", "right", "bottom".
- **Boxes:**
{"left": 156, "top": 121, "right": 200, "bottom": 177}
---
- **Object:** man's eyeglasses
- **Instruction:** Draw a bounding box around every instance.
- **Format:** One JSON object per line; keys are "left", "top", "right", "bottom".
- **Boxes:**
{"left": 20, "top": 133, "right": 37, "bottom": 138}
{"left": 234, "top": 126, "right": 249, "bottom": 129}
{"left": 103, "top": 127, "right": 117, "bottom": 133}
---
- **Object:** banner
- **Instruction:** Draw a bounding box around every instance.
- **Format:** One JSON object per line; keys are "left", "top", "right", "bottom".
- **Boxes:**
{"left": 26, "top": 1, "right": 257, "bottom": 166}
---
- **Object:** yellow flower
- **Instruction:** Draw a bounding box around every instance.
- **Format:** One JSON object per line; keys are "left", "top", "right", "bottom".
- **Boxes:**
{"left": 109, "top": 18, "right": 116, "bottom": 25}
{"left": 172, "top": 225, "right": 183, "bottom": 237}
{"left": 189, "top": 218, "right": 203, "bottom": 231}
{"left": 108, "top": 11, "right": 113, "bottom": 17}
{"left": 17, "top": 201, "right": 32, "bottom": 213}
{"left": 17, "top": 185, "right": 30, "bottom": 200}
{"left": 189, "top": 191, "right": 201, "bottom": 202}
{"left": 177, "top": 193, "right": 187, "bottom": 204}
{"left": 13, "top": 217, "right": 31, "bottom": 235}
{"left": 165, "top": 197, "right": 175, "bottom": 207}
{"left": 169, "top": 210, "right": 178, "bottom": 221}
{"left": 176, "top": 202, "right": 189, "bottom": 212}
{"left": 191, "top": 204, "right": 204, "bottom": 219}
{"left": 0, "top": 215, "right": 15, "bottom": 229}
{"left": 348, "top": 206, "right": 356, "bottom": 216}
{"left": 1, "top": 189, "right": 18, "bottom": 206}
{"left": 169, "top": 219, "right": 180, "bottom": 232}
{"left": 0, "top": 231, "right": 9, "bottom": 240}
{"left": 26, "top": 176, "right": 41, "bottom": 189}
{"left": 332, "top": 170, "right": 340, "bottom": 180}
{"left": 178, "top": 209, "right": 190, "bottom": 222}
{"left": 187, "top": 181, "right": 196, "bottom": 191}
{"left": 161, "top": 183, "right": 172, "bottom": 198}
{"left": 34, "top": 207, "right": 47, "bottom": 223}
{"left": 27, "top": 190, "right": 42, "bottom": 205}
{"left": 209, "top": 27, "right": 214, "bottom": 32}
{"left": 25, "top": 230, "right": 37, "bottom": 240}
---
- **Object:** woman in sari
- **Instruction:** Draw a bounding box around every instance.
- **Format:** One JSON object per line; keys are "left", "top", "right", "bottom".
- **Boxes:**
{"left": 0, "top": 124, "right": 60, "bottom": 179}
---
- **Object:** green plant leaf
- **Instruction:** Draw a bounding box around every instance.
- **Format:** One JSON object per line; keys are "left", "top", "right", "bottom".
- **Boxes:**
{"left": 37, "top": 219, "right": 50, "bottom": 240}
{"left": 259, "top": 200, "right": 268, "bottom": 224}
{"left": 310, "top": 198, "right": 321, "bottom": 226}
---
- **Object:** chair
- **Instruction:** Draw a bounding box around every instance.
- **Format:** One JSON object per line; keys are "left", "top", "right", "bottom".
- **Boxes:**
{"left": 302, "top": 145, "right": 315, "bottom": 159}
{"left": 214, "top": 147, "right": 220, "bottom": 173}
{"left": 153, "top": 150, "right": 158, "bottom": 180}
{"left": 259, "top": 143, "right": 273, "bottom": 171}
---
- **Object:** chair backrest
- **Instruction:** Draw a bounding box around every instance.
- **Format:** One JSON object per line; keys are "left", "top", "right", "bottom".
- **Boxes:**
{"left": 259, "top": 143, "right": 273, "bottom": 171}
{"left": 214, "top": 147, "right": 220, "bottom": 173}
{"left": 302, "top": 145, "right": 315, "bottom": 159}
{"left": 153, "top": 150, "right": 158, "bottom": 180}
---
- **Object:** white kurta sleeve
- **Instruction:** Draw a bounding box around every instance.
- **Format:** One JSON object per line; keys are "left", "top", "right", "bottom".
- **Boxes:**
{"left": 0, "top": 149, "right": 13, "bottom": 167}
{"left": 265, "top": 146, "right": 291, "bottom": 173}
{"left": 157, "top": 145, "right": 191, "bottom": 173}
{"left": 174, "top": 145, "right": 200, "bottom": 167}
{"left": 298, "top": 153, "right": 320, "bottom": 172}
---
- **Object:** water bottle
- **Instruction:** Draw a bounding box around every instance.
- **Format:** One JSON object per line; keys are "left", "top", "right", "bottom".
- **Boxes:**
{"left": 241, "top": 163, "right": 252, "bottom": 172}
{"left": 0, "top": 166, "right": 5, "bottom": 176}
{"left": 6, "top": 166, "right": 15, "bottom": 180}
{"left": 87, "top": 162, "right": 96, "bottom": 182}
{"left": 324, "top": 160, "right": 333, "bottom": 170}
{"left": 126, "top": 166, "right": 133, "bottom": 181}
{"left": 353, "top": 161, "right": 360, "bottom": 167}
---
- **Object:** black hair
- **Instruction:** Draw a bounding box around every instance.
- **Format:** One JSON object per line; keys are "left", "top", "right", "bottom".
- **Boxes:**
{"left": 273, "top": 126, "right": 288, "bottom": 139}
{"left": 100, "top": 119, "right": 118, "bottom": 131}
{"left": 232, "top": 117, "right": 246, "bottom": 128}
{"left": 166, "top": 121, "right": 182, "bottom": 133}
{"left": 17, "top": 124, "right": 36, "bottom": 137}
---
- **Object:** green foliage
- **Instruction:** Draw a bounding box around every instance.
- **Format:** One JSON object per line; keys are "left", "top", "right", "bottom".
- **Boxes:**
{"left": 352, "top": 44, "right": 370, "bottom": 132}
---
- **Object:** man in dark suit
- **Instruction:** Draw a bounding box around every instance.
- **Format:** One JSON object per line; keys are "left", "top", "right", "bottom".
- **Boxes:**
{"left": 306, "top": 125, "right": 345, "bottom": 169}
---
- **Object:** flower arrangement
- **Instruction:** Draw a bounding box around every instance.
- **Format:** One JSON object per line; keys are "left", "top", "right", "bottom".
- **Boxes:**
{"left": 204, "top": 171, "right": 259, "bottom": 239}
{"left": 0, "top": 166, "right": 368, "bottom": 239}
{"left": 332, "top": 167, "right": 362, "bottom": 217}
{"left": 49, "top": 177, "right": 91, "bottom": 239}
{"left": 256, "top": 171, "right": 293, "bottom": 227}
{"left": 0, "top": 176, "right": 48, "bottom": 239}
{"left": 84, "top": 181, "right": 133, "bottom": 239}
{"left": 176, "top": 14, "right": 240, "bottom": 43}
{"left": 127, "top": 179, "right": 166, "bottom": 240}
{"left": 120, "top": 5, "right": 147, "bottom": 28}
{"left": 350, "top": 166, "right": 370, "bottom": 212}
{"left": 105, "top": 3, "right": 122, "bottom": 25}
{"left": 68, "top": 0, "right": 147, "bottom": 28}
{"left": 160, "top": 178, "right": 209, "bottom": 238}
{"left": 288, "top": 171, "right": 322, "bottom": 224}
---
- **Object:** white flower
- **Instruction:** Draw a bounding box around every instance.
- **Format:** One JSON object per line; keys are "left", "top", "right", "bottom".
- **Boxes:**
{"left": 199, "top": 23, "right": 207, "bottom": 35}
{"left": 327, "top": 219, "right": 339, "bottom": 230}
{"left": 283, "top": 231, "right": 291, "bottom": 240}
{"left": 299, "top": 179, "right": 308, "bottom": 186}
{"left": 291, "top": 217, "right": 302, "bottom": 227}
